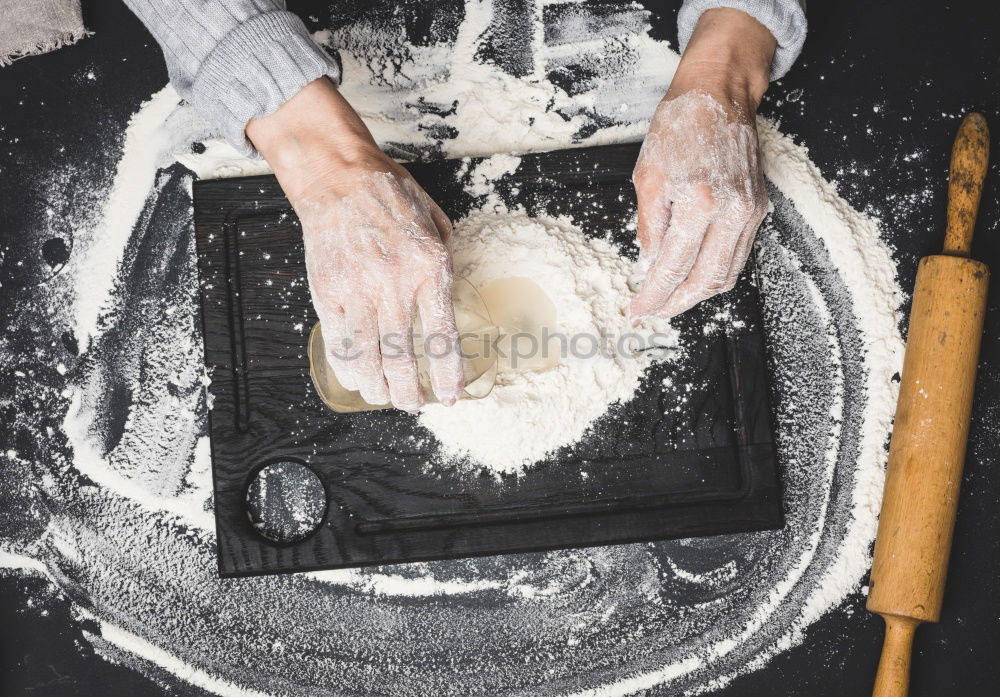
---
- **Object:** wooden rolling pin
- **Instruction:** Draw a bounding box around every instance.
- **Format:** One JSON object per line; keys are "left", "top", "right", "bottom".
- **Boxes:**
{"left": 867, "top": 112, "right": 990, "bottom": 697}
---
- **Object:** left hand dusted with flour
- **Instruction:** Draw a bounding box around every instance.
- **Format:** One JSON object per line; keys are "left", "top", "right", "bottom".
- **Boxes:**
{"left": 631, "top": 8, "right": 776, "bottom": 321}
{"left": 247, "top": 78, "right": 463, "bottom": 412}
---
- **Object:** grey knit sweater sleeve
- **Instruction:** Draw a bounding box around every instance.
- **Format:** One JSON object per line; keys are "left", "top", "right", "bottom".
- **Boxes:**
{"left": 122, "top": 0, "right": 340, "bottom": 154}
{"left": 678, "top": 0, "right": 807, "bottom": 79}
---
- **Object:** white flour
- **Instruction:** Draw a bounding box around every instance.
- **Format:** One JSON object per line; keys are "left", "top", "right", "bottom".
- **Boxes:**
{"left": 320, "top": 1, "right": 673, "bottom": 158}
{"left": 0, "top": 2, "right": 906, "bottom": 696}
{"left": 462, "top": 153, "right": 524, "bottom": 197}
{"left": 420, "top": 206, "right": 679, "bottom": 472}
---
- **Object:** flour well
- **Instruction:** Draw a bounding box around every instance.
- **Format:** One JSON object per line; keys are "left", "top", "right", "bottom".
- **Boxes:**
{"left": 420, "top": 209, "right": 679, "bottom": 473}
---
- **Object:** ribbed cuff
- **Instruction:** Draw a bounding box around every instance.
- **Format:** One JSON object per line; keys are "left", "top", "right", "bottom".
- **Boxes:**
{"left": 191, "top": 10, "right": 341, "bottom": 156}
{"left": 677, "top": 0, "right": 807, "bottom": 80}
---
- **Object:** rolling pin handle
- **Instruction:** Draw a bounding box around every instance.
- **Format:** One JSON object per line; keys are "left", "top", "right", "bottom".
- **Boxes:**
{"left": 943, "top": 112, "right": 990, "bottom": 257}
{"left": 872, "top": 615, "right": 919, "bottom": 697}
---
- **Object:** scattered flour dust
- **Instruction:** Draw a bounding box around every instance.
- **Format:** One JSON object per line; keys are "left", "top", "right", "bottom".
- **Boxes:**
{"left": 321, "top": 0, "right": 672, "bottom": 158}
{"left": 460, "top": 153, "right": 524, "bottom": 197}
{"left": 419, "top": 204, "right": 679, "bottom": 472}
{"left": 0, "top": 2, "right": 907, "bottom": 697}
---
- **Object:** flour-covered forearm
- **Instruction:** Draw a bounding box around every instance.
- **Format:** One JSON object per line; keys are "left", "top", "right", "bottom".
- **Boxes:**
{"left": 678, "top": 0, "right": 807, "bottom": 79}
{"left": 121, "top": 0, "right": 340, "bottom": 154}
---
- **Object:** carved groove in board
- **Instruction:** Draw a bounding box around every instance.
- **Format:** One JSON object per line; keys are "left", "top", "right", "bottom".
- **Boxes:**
{"left": 221, "top": 208, "right": 292, "bottom": 432}
{"left": 221, "top": 213, "right": 250, "bottom": 432}
{"left": 192, "top": 142, "right": 785, "bottom": 577}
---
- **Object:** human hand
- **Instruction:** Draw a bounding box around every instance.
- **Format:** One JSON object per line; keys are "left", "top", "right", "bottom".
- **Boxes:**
{"left": 630, "top": 9, "right": 776, "bottom": 322}
{"left": 247, "top": 78, "right": 462, "bottom": 412}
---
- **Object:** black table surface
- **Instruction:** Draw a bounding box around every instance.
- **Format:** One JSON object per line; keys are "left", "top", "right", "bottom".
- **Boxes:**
{"left": 1, "top": 1, "right": 998, "bottom": 695}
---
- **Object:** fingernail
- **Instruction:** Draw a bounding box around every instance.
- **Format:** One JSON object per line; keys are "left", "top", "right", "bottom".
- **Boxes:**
{"left": 442, "top": 394, "right": 457, "bottom": 407}
{"left": 394, "top": 396, "right": 425, "bottom": 413}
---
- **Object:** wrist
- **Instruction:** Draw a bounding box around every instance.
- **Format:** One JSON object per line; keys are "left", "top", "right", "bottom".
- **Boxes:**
{"left": 246, "top": 77, "right": 387, "bottom": 202}
{"left": 671, "top": 8, "right": 776, "bottom": 110}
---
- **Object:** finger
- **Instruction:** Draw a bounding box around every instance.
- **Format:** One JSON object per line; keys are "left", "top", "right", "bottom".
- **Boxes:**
{"left": 659, "top": 189, "right": 768, "bottom": 318}
{"left": 723, "top": 200, "right": 768, "bottom": 288}
{"left": 629, "top": 194, "right": 713, "bottom": 322}
{"left": 426, "top": 196, "right": 453, "bottom": 245}
{"left": 415, "top": 275, "right": 463, "bottom": 406}
{"left": 377, "top": 296, "right": 424, "bottom": 412}
{"left": 633, "top": 172, "right": 671, "bottom": 261}
{"left": 656, "top": 212, "right": 743, "bottom": 319}
{"left": 343, "top": 301, "right": 391, "bottom": 406}
{"left": 318, "top": 304, "right": 358, "bottom": 392}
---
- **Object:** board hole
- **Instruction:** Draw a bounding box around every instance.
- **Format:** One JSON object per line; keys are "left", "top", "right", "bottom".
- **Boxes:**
{"left": 245, "top": 461, "right": 327, "bottom": 544}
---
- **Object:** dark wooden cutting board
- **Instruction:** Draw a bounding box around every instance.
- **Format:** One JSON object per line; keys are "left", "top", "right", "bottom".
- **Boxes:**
{"left": 193, "top": 143, "right": 783, "bottom": 577}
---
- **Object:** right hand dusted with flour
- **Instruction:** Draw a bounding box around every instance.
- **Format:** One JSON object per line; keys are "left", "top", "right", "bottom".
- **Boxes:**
{"left": 247, "top": 78, "right": 462, "bottom": 412}
{"left": 630, "top": 8, "right": 777, "bottom": 322}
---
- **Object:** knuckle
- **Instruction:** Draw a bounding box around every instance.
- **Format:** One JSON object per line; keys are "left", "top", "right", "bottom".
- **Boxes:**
{"left": 378, "top": 322, "right": 411, "bottom": 350}
{"left": 415, "top": 243, "right": 450, "bottom": 274}
{"left": 677, "top": 184, "right": 715, "bottom": 219}
{"left": 351, "top": 359, "right": 383, "bottom": 382}
{"left": 702, "top": 273, "right": 731, "bottom": 295}
{"left": 431, "top": 365, "right": 464, "bottom": 394}
{"left": 632, "top": 171, "right": 663, "bottom": 199}
{"left": 345, "top": 332, "right": 376, "bottom": 355}
{"left": 381, "top": 352, "right": 417, "bottom": 375}
{"left": 311, "top": 287, "right": 343, "bottom": 315}
{"left": 424, "top": 333, "right": 459, "bottom": 361}
{"left": 648, "top": 269, "right": 685, "bottom": 293}
{"left": 729, "top": 192, "right": 757, "bottom": 218}
{"left": 660, "top": 267, "right": 687, "bottom": 285}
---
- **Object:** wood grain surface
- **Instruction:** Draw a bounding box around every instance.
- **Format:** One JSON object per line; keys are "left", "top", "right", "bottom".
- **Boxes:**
{"left": 193, "top": 143, "right": 783, "bottom": 577}
{"left": 868, "top": 114, "right": 991, "bottom": 697}
{"left": 944, "top": 114, "right": 990, "bottom": 256}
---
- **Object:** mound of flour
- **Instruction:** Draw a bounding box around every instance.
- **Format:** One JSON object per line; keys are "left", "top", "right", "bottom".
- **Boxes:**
{"left": 418, "top": 208, "right": 679, "bottom": 473}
